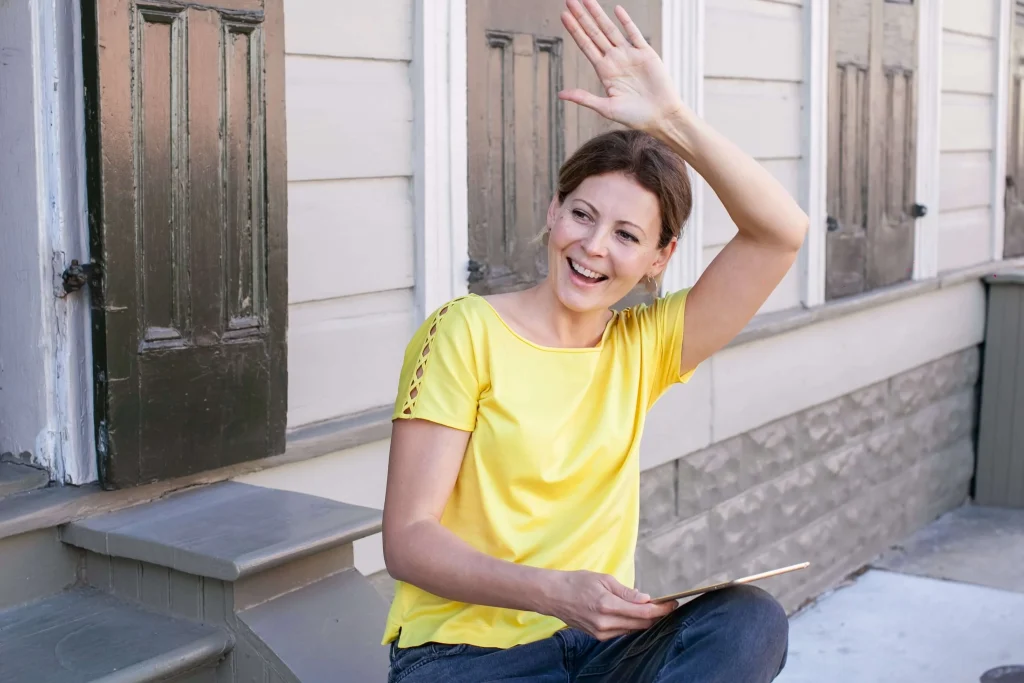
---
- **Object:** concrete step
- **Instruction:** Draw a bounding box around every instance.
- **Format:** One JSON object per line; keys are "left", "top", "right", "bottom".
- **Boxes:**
{"left": 0, "top": 587, "right": 232, "bottom": 683}
{"left": 0, "top": 457, "right": 48, "bottom": 500}
{"left": 59, "top": 481, "right": 389, "bottom": 682}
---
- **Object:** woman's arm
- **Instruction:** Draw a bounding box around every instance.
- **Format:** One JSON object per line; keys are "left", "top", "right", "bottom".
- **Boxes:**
{"left": 383, "top": 418, "right": 676, "bottom": 639}
{"left": 560, "top": 0, "right": 810, "bottom": 375}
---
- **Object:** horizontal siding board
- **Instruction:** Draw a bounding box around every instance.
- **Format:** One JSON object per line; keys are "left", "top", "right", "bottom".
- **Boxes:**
{"left": 940, "top": 92, "right": 994, "bottom": 152}
{"left": 942, "top": 31, "right": 996, "bottom": 94}
{"left": 938, "top": 207, "right": 994, "bottom": 272}
{"left": 703, "top": 79, "right": 803, "bottom": 158}
{"left": 703, "top": 157, "right": 801, "bottom": 246}
{"left": 702, "top": 243, "right": 801, "bottom": 315}
{"left": 284, "top": 0, "right": 413, "bottom": 60}
{"left": 942, "top": 0, "right": 997, "bottom": 39}
{"left": 286, "top": 56, "right": 413, "bottom": 181}
{"left": 938, "top": 151, "right": 993, "bottom": 212}
{"left": 712, "top": 282, "right": 987, "bottom": 440}
{"left": 705, "top": 0, "right": 803, "bottom": 81}
{"left": 288, "top": 178, "right": 414, "bottom": 303}
{"left": 287, "top": 290, "right": 414, "bottom": 427}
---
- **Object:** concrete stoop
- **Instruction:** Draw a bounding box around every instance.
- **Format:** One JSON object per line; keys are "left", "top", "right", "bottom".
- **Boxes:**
{"left": 0, "top": 481, "right": 390, "bottom": 682}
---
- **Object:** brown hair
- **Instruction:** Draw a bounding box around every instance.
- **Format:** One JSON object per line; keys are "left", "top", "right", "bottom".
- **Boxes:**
{"left": 556, "top": 129, "right": 692, "bottom": 249}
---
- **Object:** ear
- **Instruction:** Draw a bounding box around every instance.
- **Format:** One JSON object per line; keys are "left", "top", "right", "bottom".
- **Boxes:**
{"left": 546, "top": 195, "right": 560, "bottom": 228}
{"left": 649, "top": 238, "right": 678, "bottom": 277}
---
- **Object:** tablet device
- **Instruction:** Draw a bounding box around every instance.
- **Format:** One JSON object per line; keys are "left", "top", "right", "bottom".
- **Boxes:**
{"left": 650, "top": 562, "right": 810, "bottom": 604}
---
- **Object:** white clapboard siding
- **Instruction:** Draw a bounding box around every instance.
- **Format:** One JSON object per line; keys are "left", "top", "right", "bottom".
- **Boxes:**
{"left": 938, "top": 207, "right": 995, "bottom": 271}
{"left": 703, "top": 79, "right": 803, "bottom": 159}
{"left": 284, "top": 0, "right": 412, "bottom": 60}
{"left": 705, "top": 0, "right": 803, "bottom": 81}
{"left": 939, "top": 151, "right": 994, "bottom": 212}
{"left": 702, "top": 243, "right": 802, "bottom": 314}
{"left": 940, "top": 93, "right": 995, "bottom": 152}
{"left": 286, "top": 55, "right": 413, "bottom": 181}
{"left": 703, "top": 157, "right": 801, "bottom": 246}
{"left": 287, "top": 289, "right": 415, "bottom": 428}
{"left": 942, "top": 31, "right": 997, "bottom": 95}
{"left": 289, "top": 178, "right": 414, "bottom": 304}
{"left": 943, "top": 0, "right": 998, "bottom": 38}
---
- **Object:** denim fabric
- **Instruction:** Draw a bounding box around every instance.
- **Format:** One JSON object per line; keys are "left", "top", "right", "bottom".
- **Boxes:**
{"left": 387, "top": 585, "right": 789, "bottom": 683}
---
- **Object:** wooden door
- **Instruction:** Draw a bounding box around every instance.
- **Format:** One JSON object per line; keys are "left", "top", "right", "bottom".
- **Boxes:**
{"left": 466, "top": 0, "right": 661, "bottom": 296}
{"left": 81, "top": 0, "right": 287, "bottom": 488}
{"left": 826, "top": 0, "right": 919, "bottom": 300}
{"left": 1005, "top": 1, "right": 1024, "bottom": 258}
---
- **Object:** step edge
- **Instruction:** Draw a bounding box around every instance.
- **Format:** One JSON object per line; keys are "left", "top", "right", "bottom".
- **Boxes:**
{"left": 89, "top": 629, "right": 234, "bottom": 683}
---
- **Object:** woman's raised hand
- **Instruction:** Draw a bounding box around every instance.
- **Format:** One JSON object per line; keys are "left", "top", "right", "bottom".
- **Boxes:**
{"left": 559, "top": 0, "right": 686, "bottom": 135}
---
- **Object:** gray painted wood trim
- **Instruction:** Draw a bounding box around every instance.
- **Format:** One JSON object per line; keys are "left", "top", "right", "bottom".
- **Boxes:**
{"left": 60, "top": 482, "right": 381, "bottom": 581}
{"left": 729, "top": 258, "right": 1024, "bottom": 348}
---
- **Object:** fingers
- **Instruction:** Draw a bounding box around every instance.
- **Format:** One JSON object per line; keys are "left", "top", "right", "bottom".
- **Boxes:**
{"left": 566, "top": 0, "right": 613, "bottom": 53}
{"left": 614, "top": 5, "right": 649, "bottom": 48}
{"left": 582, "top": 0, "right": 628, "bottom": 46}
{"left": 560, "top": 10, "right": 604, "bottom": 65}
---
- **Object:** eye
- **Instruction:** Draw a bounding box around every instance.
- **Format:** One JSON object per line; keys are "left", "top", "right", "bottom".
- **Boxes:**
{"left": 617, "top": 229, "right": 640, "bottom": 244}
{"left": 571, "top": 209, "right": 591, "bottom": 222}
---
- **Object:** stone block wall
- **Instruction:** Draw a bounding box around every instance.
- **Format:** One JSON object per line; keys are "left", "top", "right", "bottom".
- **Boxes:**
{"left": 636, "top": 347, "right": 980, "bottom": 614}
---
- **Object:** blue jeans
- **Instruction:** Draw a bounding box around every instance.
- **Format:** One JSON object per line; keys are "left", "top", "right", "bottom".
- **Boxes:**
{"left": 387, "top": 585, "right": 789, "bottom": 683}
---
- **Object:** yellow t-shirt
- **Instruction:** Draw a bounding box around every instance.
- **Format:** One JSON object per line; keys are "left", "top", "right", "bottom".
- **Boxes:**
{"left": 382, "top": 290, "right": 694, "bottom": 650}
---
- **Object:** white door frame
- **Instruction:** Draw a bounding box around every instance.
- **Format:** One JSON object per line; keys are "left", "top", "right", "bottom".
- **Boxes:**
{"left": 802, "top": 0, "right": 829, "bottom": 307}
{"left": 660, "top": 0, "right": 705, "bottom": 294}
{"left": 993, "top": 0, "right": 1012, "bottom": 262}
{"left": 914, "top": 0, "right": 944, "bottom": 280}
{"left": 0, "top": 0, "right": 95, "bottom": 484}
{"left": 413, "top": 0, "right": 469, "bottom": 321}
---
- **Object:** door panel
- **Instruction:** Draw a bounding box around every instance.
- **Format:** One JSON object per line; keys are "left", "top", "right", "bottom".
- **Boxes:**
{"left": 467, "top": 0, "right": 661, "bottom": 297}
{"left": 82, "top": 0, "right": 287, "bottom": 487}
{"left": 826, "top": 0, "right": 918, "bottom": 300}
{"left": 1005, "top": 1, "right": 1024, "bottom": 258}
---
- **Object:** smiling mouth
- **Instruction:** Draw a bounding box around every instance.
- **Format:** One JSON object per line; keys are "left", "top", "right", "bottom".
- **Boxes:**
{"left": 568, "top": 258, "right": 608, "bottom": 283}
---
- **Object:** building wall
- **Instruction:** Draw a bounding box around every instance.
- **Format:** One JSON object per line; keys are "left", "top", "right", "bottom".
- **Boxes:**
{"left": 938, "top": 0, "right": 1000, "bottom": 272}
{"left": 0, "top": 0, "right": 51, "bottom": 465}
{"left": 242, "top": 1, "right": 1004, "bottom": 598}
{"left": 283, "top": 0, "right": 416, "bottom": 429}
{"left": 701, "top": 0, "right": 805, "bottom": 314}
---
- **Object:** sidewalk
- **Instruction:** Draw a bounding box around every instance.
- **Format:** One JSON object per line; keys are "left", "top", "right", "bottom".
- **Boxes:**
{"left": 777, "top": 503, "right": 1024, "bottom": 683}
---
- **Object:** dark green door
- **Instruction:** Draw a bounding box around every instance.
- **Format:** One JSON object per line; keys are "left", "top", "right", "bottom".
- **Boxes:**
{"left": 82, "top": 0, "right": 287, "bottom": 488}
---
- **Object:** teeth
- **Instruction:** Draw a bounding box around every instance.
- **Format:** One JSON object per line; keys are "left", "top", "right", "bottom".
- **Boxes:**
{"left": 570, "top": 259, "right": 604, "bottom": 280}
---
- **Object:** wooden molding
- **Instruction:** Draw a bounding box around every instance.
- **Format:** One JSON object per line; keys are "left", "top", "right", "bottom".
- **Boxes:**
{"left": 660, "top": 0, "right": 704, "bottom": 293}
{"left": 801, "top": 0, "right": 828, "bottom": 308}
{"left": 413, "top": 0, "right": 468, "bottom": 321}
{"left": 994, "top": 0, "right": 1012, "bottom": 262}
{"left": 913, "top": 0, "right": 943, "bottom": 280}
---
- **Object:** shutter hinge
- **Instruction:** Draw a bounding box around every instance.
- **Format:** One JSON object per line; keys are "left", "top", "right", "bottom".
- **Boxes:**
{"left": 62, "top": 259, "right": 99, "bottom": 293}
{"left": 911, "top": 203, "right": 927, "bottom": 218}
{"left": 467, "top": 259, "right": 489, "bottom": 284}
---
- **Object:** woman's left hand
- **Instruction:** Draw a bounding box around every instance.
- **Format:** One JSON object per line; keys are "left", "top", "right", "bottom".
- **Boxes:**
{"left": 559, "top": 0, "right": 687, "bottom": 135}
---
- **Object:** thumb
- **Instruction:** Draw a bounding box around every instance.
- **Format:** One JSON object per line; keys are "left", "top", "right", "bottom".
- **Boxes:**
{"left": 604, "top": 577, "right": 651, "bottom": 604}
{"left": 559, "top": 88, "right": 610, "bottom": 115}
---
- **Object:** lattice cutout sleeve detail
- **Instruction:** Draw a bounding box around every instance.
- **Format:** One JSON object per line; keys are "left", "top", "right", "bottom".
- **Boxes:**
{"left": 401, "top": 302, "right": 454, "bottom": 416}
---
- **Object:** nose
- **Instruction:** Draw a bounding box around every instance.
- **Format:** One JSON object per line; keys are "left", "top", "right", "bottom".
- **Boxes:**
{"left": 580, "top": 224, "right": 610, "bottom": 257}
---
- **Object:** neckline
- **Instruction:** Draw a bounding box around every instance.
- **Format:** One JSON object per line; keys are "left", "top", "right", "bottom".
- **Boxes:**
{"left": 469, "top": 293, "right": 616, "bottom": 353}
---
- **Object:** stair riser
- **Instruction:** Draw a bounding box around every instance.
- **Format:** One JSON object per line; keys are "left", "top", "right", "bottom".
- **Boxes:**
{"left": 0, "top": 529, "right": 79, "bottom": 610}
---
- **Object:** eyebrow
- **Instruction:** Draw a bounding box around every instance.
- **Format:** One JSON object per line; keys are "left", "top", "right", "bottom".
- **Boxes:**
{"left": 575, "top": 199, "right": 647, "bottom": 234}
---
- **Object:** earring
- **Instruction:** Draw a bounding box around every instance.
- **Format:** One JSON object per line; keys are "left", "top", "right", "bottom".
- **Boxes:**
{"left": 644, "top": 275, "right": 658, "bottom": 294}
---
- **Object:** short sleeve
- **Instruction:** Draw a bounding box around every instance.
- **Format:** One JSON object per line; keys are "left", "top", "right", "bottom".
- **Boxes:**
{"left": 392, "top": 297, "right": 480, "bottom": 432}
{"left": 639, "top": 288, "right": 696, "bottom": 405}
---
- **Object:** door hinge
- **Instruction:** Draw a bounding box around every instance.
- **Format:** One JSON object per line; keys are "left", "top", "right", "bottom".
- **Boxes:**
{"left": 62, "top": 259, "right": 98, "bottom": 293}
{"left": 467, "top": 259, "right": 489, "bottom": 285}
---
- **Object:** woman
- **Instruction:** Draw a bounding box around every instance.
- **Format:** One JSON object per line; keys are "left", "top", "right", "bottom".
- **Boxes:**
{"left": 381, "top": 1, "right": 809, "bottom": 680}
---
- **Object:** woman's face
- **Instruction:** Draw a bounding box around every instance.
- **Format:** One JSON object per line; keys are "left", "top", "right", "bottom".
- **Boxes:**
{"left": 546, "top": 171, "right": 675, "bottom": 313}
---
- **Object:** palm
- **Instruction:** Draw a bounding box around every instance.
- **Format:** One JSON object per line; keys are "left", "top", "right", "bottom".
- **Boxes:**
{"left": 560, "top": 0, "right": 683, "bottom": 133}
